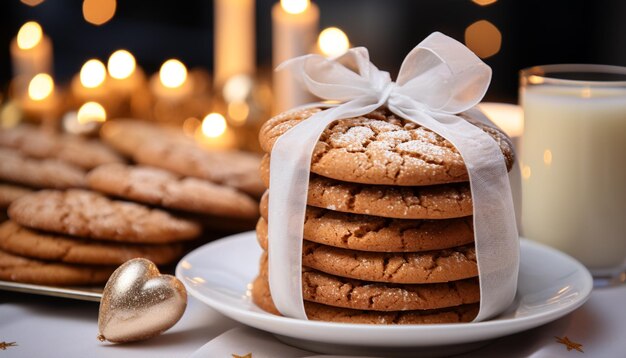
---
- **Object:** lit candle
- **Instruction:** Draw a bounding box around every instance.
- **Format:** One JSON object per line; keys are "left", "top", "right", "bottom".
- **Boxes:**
{"left": 477, "top": 102, "right": 524, "bottom": 147}
{"left": 317, "top": 27, "right": 350, "bottom": 58}
{"left": 107, "top": 49, "right": 145, "bottom": 95}
{"left": 10, "top": 21, "right": 53, "bottom": 95}
{"left": 272, "top": 0, "right": 319, "bottom": 114}
{"left": 63, "top": 101, "right": 106, "bottom": 135}
{"left": 20, "top": 73, "right": 60, "bottom": 122}
{"left": 214, "top": 0, "right": 255, "bottom": 87}
{"left": 194, "top": 112, "right": 237, "bottom": 149}
{"left": 71, "top": 59, "right": 113, "bottom": 107}
{"left": 150, "top": 59, "right": 192, "bottom": 102}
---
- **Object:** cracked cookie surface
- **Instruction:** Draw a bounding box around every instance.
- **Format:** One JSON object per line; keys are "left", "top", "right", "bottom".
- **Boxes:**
{"left": 257, "top": 230, "right": 477, "bottom": 284}
{"left": 260, "top": 166, "right": 473, "bottom": 219}
{"left": 257, "top": 253, "right": 479, "bottom": 311}
{"left": 0, "top": 221, "right": 185, "bottom": 265}
{"left": 87, "top": 163, "right": 259, "bottom": 219}
{"left": 0, "top": 249, "right": 115, "bottom": 285}
{"left": 8, "top": 189, "right": 201, "bottom": 243}
{"left": 0, "top": 124, "right": 123, "bottom": 170}
{"left": 251, "top": 274, "right": 478, "bottom": 324}
{"left": 259, "top": 107, "right": 514, "bottom": 186}
{"left": 258, "top": 195, "right": 473, "bottom": 252}
{"left": 0, "top": 148, "right": 86, "bottom": 189}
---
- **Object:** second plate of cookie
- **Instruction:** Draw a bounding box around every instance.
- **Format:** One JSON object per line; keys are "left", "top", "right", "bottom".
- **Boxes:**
{"left": 176, "top": 231, "right": 593, "bottom": 357}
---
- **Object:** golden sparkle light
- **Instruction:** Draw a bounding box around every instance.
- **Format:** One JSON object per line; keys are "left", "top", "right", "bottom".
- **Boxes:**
{"left": 281, "top": 0, "right": 309, "bottom": 14}
{"left": 28, "top": 73, "right": 54, "bottom": 101}
{"left": 17, "top": 21, "right": 43, "bottom": 50}
{"left": 108, "top": 50, "right": 136, "bottom": 80}
{"left": 318, "top": 27, "right": 349, "bottom": 58}
{"left": 21, "top": 0, "right": 45, "bottom": 6}
{"left": 159, "top": 59, "right": 187, "bottom": 89}
{"left": 472, "top": 0, "right": 497, "bottom": 6}
{"left": 77, "top": 101, "right": 106, "bottom": 124}
{"left": 83, "top": 0, "right": 117, "bottom": 26}
{"left": 464, "top": 20, "right": 502, "bottom": 59}
{"left": 201, "top": 113, "right": 227, "bottom": 138}
{"left": 80, "top": 59, "right": 107, "bottom": 88}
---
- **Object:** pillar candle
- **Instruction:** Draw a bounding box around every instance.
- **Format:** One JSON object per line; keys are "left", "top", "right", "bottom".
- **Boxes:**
{"left": 214, "top": 0, "right": 255, "bottom": 87}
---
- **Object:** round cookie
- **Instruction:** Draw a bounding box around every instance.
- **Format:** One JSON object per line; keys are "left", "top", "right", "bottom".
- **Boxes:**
{"left": 0, "top": 124, "right": 123, "bottom": 170}
{"left": 8, "top": 189, "right": 201, "bottom": 244}
{"left": 257, "top": 254, "right": 480, "bottom": 311}
{"left": 100, "top": 120, "right": 191, "bottom": 157}
{"left": 258, "top": 199, "right": 474, "bottom": 253}
{"left": 87, "top": 163, "right": 259, "bottom": 219}
{"left": 0, "top": 148, "right": 86, "bottom": 189}
{"left": 0, "top": 221, "right": 185, "bottom": 265}
{"left": 134, "top": 140, "right": 265, "bottom": 198}
{"left": 256, "top": 230, "right": 478, "bottom": 284}
{"left": 251, "top": 275, "right": 479, "bottom": 324}
{"left": 259, "top": 167, "right": 473, "bottom": 219}
{"left": 0, "top": 183, "right": 32, "bottom": 209}
{"left": 259, "top": 107, "right": 514, "bottom": 186}
{"left": 0, "top": 249, "right": 115, "bottom": 285}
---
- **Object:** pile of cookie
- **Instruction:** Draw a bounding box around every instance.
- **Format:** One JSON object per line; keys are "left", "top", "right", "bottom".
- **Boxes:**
{"left": 0, "top": 121, "right": 262, "bottom": 286}
{"left": 252, "top": 107, "right": 514, "bottom": 324}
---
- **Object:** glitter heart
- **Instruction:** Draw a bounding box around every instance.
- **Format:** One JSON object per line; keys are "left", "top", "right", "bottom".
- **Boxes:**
{"left": 97, "top": 258, "right": 187, "bottom": 343}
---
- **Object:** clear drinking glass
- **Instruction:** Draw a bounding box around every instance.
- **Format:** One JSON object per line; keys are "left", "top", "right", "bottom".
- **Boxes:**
{"left": 519, "top": 64, "right": 626, "bottom": 284}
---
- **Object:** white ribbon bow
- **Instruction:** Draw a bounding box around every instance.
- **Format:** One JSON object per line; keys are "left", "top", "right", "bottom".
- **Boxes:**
{"left": 268, "top": 32, "right": 519, "bottom": 322}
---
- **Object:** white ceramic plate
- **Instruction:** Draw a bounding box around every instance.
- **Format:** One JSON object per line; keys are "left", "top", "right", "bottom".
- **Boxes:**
{"left": 176, "top": 231, "right": 593, "bottom": 357}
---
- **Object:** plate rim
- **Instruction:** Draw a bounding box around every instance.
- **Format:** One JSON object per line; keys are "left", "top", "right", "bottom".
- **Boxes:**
{"left": 176, "top": 231, "right": 593, "bottom": 345}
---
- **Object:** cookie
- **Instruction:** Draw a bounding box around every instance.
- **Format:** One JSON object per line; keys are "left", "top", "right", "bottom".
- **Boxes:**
{"left": 87, "top": 163, "right": 259, "bottom": 219}
{"left": 259, "top": 169, "right": 473, "bottom": 219}
{"left": 0, "top": 124, "right": 123, "bottom": 170}
{"left": 251, "top": 275, "right": 478, "bottom": 324}
{"left": 134, "top": 141, "right": 265, "bottom": 198}
{"left": 0, "top": 249, "right": 115, "bottom": 285}
{"left": 100, "top": 120, "right": 191, "bottom": 157}
{"left": 257, "top": 254, "right": 480, "bottom": 311}
{"left": 0, "top": 221, "right": 185, "bottom": 265}
{"left": 0, "top": 183, "right": 32, "bottom": 208}
{"left": 0, "top": 148, "right": 86, "bottom": 189}
{"left": 259, "top": 107, "right": 514, "bottom": 186}
{"left": 8, "top": 189, "right": 201, "bottom": 243}
{"left": 256, "top": 230, "right": 477, "bottom": 284}
{"left": 258, "top": 200, "right": 473, "bottom": 253}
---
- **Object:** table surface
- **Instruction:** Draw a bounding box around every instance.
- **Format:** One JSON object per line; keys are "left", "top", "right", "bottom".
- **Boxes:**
{"left": 1, "top": 285, "right": 624, "bottom": 358}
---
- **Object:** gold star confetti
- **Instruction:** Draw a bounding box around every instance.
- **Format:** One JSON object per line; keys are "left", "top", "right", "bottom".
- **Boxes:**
{"left": 232, "top": 354, "right": 252, "bottom": 358}
{"left": 555, "top": 336, "right": 584, "bottom": 353}
{"left": 0, "top": 342, "right": 17, "bottom": 350}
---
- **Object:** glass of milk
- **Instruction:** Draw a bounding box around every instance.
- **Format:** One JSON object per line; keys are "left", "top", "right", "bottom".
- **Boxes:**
{"left": 520, "top": 64, "right": 626, "bottom": 282}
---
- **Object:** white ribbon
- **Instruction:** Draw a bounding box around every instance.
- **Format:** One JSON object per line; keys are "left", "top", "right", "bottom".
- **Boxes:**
{"left": 268, "top": 32, "right": 519, "bottom": 322}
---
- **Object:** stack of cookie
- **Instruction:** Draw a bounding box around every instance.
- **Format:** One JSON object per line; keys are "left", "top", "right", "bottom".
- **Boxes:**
{"left": 252, "top": 107, "right": 514, "bottom": 324}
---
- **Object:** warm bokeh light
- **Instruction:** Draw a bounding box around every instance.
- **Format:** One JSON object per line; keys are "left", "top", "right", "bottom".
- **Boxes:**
{"left": 80, "top": 59, "right": 107, "bottom": 88}
{"left": 543, "top": 149, "right": 553, "bottom": 166}
{"left": 228, "top": 101, "right": 250, "bottom": 125}
{"left": 476, "top": 102, "right": 524, "bottom": 137}
{"left": 521, "top": 165, "right": 531, "bottom": 180}
{"left": 17, "top": 22, "right": 43, "bottom": 50}
{"left": 28, "top": 73, "right": 54, "bottom": 101}
{"left": 464, "top": 20, "right": 502, "bottom": 59}
{"left": 107, "top": 50, "right": 136, "bottom": 80}
{"left": 281, "top": 0, "right": 309, "bottom": 14}
{"left": 77, "top": 102, "right": 106, "bottom": 124}
{"left": 83, "top": 0, "right": 116, "bottom": 26}
{"left": 223, "top": 75, "right": 253, "bottom": 103}
{"left": 201, "top": 113, "right": 227, "bottom": 138}
{"left": 21, "top": 0, "right": 45, "bottom": 6}
{"left": 472, "top": 0, "right": 498, "bottom": 6}
{"left": 159, "top": 59, "right": 187, "bottom": 89}
{"left": 318, "top": 27, "right": 350, "bottom": 58}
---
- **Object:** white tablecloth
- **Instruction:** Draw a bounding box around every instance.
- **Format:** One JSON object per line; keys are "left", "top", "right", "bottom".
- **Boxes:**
{"left": 1, "top": 285, "right": 624, "bottom": 358}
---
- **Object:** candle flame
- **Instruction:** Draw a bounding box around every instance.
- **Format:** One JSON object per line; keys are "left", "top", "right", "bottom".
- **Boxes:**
{"left": 281, "top": 0, "right": 309, "bottom": 14}
{"left": 28, "top": 73, "right": 54, "bottom": 101}
{"left": 108, "top": 50, "right": 136, "bottom": 80}
{"left": 80, "top": 59, "right": 107, "bottom": 88}
{"left": 201, "top": 113, "right": 227, "bottom": 138}
{"left": 318, "top": 27, "right": 349, "bottom": 58}
{"left": 77, "top": 102, "right": 106, "bottom": 124}
{"left": 159, "top": 59, "right": 187, "bottom": 89}
{"left": 17, "top": 21, "right": 43, "bottom": 50}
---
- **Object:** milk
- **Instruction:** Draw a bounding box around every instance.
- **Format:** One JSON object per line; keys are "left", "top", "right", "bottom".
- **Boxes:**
{"left": 520, "top": 85, "right": 626, "bottom": 275}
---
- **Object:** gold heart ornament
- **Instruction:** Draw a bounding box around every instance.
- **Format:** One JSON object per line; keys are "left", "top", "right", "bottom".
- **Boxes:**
{"left": 97, "top": 258, "right": 187, "bottom": 343}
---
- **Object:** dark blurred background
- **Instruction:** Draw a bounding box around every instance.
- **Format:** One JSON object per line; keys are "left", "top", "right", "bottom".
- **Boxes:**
{"left": 1, "top": 0, "right": 625, "bottom": 103}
